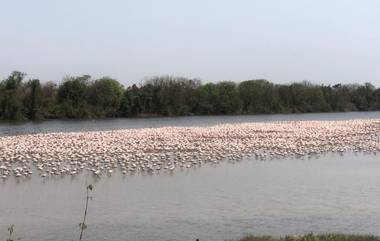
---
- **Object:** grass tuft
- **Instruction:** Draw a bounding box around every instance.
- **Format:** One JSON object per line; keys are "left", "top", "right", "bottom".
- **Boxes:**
{"left": 234, "top": 233, "right": 380, "bottom": 241}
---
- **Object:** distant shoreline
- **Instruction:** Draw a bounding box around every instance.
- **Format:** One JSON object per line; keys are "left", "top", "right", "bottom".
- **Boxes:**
{"left": 1, "top": 72, "right": 379, "bottom": 121}
{"left": 1, "top": 110, "right": 380, "bottom": 125}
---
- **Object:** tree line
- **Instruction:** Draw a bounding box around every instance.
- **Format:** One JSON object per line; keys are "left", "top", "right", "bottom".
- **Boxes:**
{"left": 0, "top": 71, "right": 379, "bottom": 120}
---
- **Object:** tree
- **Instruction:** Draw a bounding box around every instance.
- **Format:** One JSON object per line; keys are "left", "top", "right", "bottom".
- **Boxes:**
{"left": 374, "top": 88, "right": 380, "bottom": 109}
{"left": 192, "top": 83, "right": 218, "bottom": 114}
{"left": 40, "top": 81, "right": 59, "bottom": 118}
{"left": 88, "top": 77, "right": 124, "bottom": 117}
{"left": 144, "top": 76, "right": 201, "bottom": 116}
{"left": 57, "top": 75, "right": 91, "bottom": 118}
{"left": 351, "top": 83, "right": 376, "bottom": 111}
{"left": 120, "top": 84, "right": 143, "bottom": 116}
{"left": 239, "top": 79, "right": 281, "bottom": 113}
{"left": 329, "top": 84, "right": 353, "bottom": 111}
{"left": 24, "top": 79, "right": 42, "bottom": 119}
{"left": 215, "top": 81, "right": 241, "bottom": 114}
{"left": 287, "top": 81, "right": 330, "bottom": 113}
{"left": 0, "top": 71, "right": 26, "bottom": 120}
{"left": 0, "top": 71, "right": 379, "bottom": 120}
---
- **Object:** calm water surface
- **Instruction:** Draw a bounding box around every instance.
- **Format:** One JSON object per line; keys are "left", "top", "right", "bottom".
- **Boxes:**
{"left": 1, "top": 154, "right": 380, "bottom": 241}
{"left": 1, "top": 113, "right": 380, "bottom": 241}
{"left": 1, "top": 111, "right": 380, "bottom": 136}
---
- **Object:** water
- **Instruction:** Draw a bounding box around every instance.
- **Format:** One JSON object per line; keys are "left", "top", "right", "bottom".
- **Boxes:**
{"left": 1, "top": 111, "right": 380, "bottom": 136}
{"left": 1, "top": 112, "right": 380, "bottom": 241}
{"left": 1, "top": 154, "right": 380, "bottom": 241}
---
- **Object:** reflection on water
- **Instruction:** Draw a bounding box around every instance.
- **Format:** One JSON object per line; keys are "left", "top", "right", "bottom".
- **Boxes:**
{"left": 1, "top": 111, "right": 380, "bottom": 136}
{"left": 1, "top": 153, "right": 380, "bottom": 241}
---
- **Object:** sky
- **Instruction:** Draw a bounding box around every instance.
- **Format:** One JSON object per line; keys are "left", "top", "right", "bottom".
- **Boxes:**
{"left": 1, "top": 0, "right": 380, "bottom": 86}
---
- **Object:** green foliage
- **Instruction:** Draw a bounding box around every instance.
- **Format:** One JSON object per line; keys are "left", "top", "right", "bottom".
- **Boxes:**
{"left": 193, "top": 83, "right": 218, "bottom": 114}
{"left": 88, "top": 77, "right": 124, "bottom": 117}
{"left": 120, "top": 84, "right": 144, "bottom": 116}
{"left": 57, "top": 75, "right": 91, "bottom": 118}
{"left": 145, "top": 76, "right": 201, "bottom": 116}
{"left": 239, "top": 79, "right": 281, "bottom": 113}
{"left": 351, "top": 83, "right": 377, "bottom": 111}
{"left": 216, "top": 81, "right": 241, "bottom": 114}
{"left": 234, "top": 233, "right": 380, "bottom": 241}
{"left": 0, "top": 71, "right": 26, "bottom": 120}
{"left": 24, "top": 79, "right": 42, "bottom": 119}
{"left": 0, "top": 71, "right": 379, "bottom": 120}
{"left": 287, "top": 81, "right": 331, "bottom": 113}
{"left": 39, "top": 81, "right": 59, "bottom": 119}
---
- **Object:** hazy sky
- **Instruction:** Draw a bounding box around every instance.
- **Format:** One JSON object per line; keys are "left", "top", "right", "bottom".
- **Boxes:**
{"left": 1, "top": 0, "right": 380, "bottom": 86}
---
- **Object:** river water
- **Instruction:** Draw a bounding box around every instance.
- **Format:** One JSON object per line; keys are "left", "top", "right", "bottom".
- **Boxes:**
{"left": 1, "top": 111, "right": 380, "bottom": 136}
{"left": 1, "top": 112, "right": 380, "bottom": 241}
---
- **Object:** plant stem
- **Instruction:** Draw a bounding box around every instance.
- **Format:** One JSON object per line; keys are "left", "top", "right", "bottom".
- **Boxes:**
{"left": 79, "top": 186, "right": 90, "bottom": 241}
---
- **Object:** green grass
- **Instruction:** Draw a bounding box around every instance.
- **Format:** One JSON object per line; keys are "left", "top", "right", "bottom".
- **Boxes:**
{"left": 234, "top": 234, "right": 380, "bottom": 241}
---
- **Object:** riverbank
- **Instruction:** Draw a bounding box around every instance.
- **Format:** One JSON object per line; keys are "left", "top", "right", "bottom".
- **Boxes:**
{"left": 236, "top": 234, "right": 380, "bottom": 241}
{"left": 0, "top": 119, "right": 379, "bottom": 179}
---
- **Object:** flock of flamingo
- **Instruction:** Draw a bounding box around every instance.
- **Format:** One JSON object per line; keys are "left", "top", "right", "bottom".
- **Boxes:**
{"left": 0, "top": 119, "right": 379, "bottom": 180}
